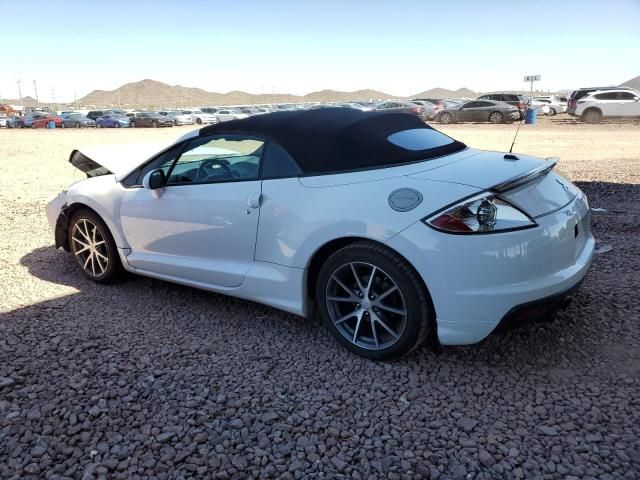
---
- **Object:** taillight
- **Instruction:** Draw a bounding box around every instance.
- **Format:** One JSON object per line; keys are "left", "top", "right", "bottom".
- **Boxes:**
{"left": 410, "top": 107, "right": 421, "bottom": 113}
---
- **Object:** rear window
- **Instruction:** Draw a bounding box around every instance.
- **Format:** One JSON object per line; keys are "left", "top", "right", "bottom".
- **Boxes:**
{"left": 387, "top": 128, "right": 455, "bottom": 151}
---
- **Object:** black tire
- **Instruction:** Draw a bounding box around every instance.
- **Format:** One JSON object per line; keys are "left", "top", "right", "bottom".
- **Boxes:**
{"left": 130, "top": 121, "right": 136, "bottom": 128}
{"left": 582, "top": 109, "right": 602, "bottom": 124}
{"left": 315, "top": 241, "right": 434, "bottom": 360}
{"left": 61, "top": 122, "right": 66, "bottom": 129}
{"left": 152, "top": 120, "right": 158, "bottom": 128}
{"left": 68, "top": 209, "right": 123, "bottom": 284}
{"left": 549, "top": 108, "right": 556, "bottom": 116}
{"left": 196, "top": 117, "right": 203, "bottom": 125}
{"left": 488, "top": 111, "right": 504, "bottom": 124}
{"left": 115, "top": 122, "right": 120, "bottom": 128}
{"left": 76, "top": 122, "right": 81, "bottom": 128}
{"left": 438, "top": 112, "right": 453, "bottom": 124}
{"left": 96, "top": 122, "right": 102, "bottom": 128}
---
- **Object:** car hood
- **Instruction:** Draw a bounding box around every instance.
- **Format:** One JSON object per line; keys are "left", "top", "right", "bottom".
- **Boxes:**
{"left": 69, "top": 131, "right": 199, "bottom": 180}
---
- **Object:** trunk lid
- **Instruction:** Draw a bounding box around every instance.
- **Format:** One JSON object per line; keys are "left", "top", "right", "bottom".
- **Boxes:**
{"left": 408, "top": 151, "right": 578, "bottom": 217}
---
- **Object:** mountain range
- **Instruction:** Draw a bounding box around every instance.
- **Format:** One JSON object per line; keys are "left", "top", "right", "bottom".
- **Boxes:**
{"left": 3, "top": 76, "right": 638, "bottom": 109}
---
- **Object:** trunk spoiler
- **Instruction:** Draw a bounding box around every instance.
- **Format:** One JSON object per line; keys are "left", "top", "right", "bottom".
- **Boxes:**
{"left": 490, "top": 157, "right": 558, "bottom": 194}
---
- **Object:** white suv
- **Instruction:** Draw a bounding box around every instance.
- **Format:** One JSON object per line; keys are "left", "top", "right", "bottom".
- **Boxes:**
{"left": 575, "top": 89, "right": 640, "bottom": 123}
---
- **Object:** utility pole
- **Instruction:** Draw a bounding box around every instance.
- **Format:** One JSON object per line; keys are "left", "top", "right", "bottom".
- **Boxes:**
{"left": 17, "top": 79, "right": 23, "bottom": 106}
{"left": 33, "top": 80, "right": 40, "bottom": 107}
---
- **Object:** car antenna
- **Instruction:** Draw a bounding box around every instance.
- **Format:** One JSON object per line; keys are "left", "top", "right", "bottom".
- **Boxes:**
{"left": 508, "top": 111, "right": 525, "bottom": 154}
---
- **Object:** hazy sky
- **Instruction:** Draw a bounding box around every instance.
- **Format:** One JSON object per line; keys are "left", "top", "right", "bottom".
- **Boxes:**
{"left": 1, "top": 0, "right": 639, "bottom": 103}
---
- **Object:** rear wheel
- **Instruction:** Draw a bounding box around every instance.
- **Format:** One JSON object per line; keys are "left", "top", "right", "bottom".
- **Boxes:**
{"left": 582, "top": 109, "right": 602, "bottom": 124}
{"left": 61, "top": 122, "right": 66, "bottom": 129}
{"left": 152, "top": 120, "right": 158, "bottom": 128}
{"left": 489, "top": 111, "right": 504, "bottom": 124}
{"left": 130, "top": 121, "right": 136, "bottom": 128}
{"left": 549, "top": 108, "right": 557, "bottom": 116}
{"left": 438, "top": 112, "right": 453, "bottom": 124}
{"left": 96, "top": 122, "right": 102, "bottom": 128}
{"left": 68, "top": 210, "right": 123, "bottom": 283}
{"left": 196, "top": 117, "right": 203, "bottom": 125}
{"left": 115, "top": 122, "right": 120, "bottom": 128}
{"left": 316, "top": 241, "right": 433, "bottom": 360}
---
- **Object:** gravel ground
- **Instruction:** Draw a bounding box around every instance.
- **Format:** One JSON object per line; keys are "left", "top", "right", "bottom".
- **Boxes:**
{"left": 0, "top": 118, "right": 639, "bottom": 479}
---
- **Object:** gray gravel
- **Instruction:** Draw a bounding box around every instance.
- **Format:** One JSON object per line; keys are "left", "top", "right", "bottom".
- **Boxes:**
{"left": 1, "top": 129, "right": 639, "bottom": 479}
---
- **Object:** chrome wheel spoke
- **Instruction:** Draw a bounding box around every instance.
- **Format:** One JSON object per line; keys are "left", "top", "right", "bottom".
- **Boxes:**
{"left": 331, "top": 275, "right": 358, "bottom": 299}
{"left": 365, "top": 266, "right": 377, "bottom": 292}
{"left": 375, "top": 303, "right": 406, "bottom": 316}
{"left": 376, "top": 285, "right": 397, "bottom": 302}
{"left": 334, "top": 311, "right": 357, "bottom": 325}
{"left": 352, "top": 311, "right": 364, "bottom": 343}
{"left": 327, "top": 295, "right": 359, "bottom": 304}
{"left": 350, "top": 263, "right": 366, "bottom": 292}
{"left": 372, "top": 311, "right": 400, "bottom": 339}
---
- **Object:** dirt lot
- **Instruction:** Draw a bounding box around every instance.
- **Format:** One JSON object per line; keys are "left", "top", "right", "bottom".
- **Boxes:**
{"left": 0, "top": 117, "right": 639, "bottom": 479}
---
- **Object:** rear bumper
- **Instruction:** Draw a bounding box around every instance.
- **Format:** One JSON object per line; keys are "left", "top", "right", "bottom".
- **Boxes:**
{"left": 387, "top": 192, "right": 594, "bottom": 345}
{"left": 491, "top": 275, "right": 585, "bottom": 334}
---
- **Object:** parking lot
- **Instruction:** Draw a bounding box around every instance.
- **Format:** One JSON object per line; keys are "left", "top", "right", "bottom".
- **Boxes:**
{"left": 1, "top": 118, "right": 639, "bottom": 479}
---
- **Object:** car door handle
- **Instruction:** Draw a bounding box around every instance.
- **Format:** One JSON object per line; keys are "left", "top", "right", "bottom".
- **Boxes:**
{"left": 246, "top": 193, "right": 262, "bottom": 209}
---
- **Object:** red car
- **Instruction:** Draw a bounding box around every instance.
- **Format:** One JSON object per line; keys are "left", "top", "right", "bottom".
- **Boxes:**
{"left": 32, "top": 116, "right": 63, "bottom": 128}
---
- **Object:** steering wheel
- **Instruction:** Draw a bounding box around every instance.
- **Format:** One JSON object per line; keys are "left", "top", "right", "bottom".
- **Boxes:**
{"left": 196, "top": 158, "right": 234, "bottom": 182}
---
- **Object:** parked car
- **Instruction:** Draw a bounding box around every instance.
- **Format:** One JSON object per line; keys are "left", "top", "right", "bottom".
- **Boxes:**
{"left": 526, "top": 98, "right": 551, "bottom": 116}
{"left": 477, "top": 93, "right": 527, "bottom": 118}
{"left": 96, "top": 114, "right": 131, "bottom": 128}
{"left": 409, "top": 100, "right": 439, "bottom": 120}
{"left": 46, "top": 108, "right": 593, "bottom": 360}
{"left": 534, "top": 96, "right": 566, "bottom": 115}
{"left": 567, "top": 86, "right": 640, "bottom": 116}
{"left": 61, "top": 114, "right": 96, "bottom": 128}
{"left": 214, "top": 109, "right": 250, "bottom": 122}
{"left": 181, "top": 110, "right": 218, "bottom": 125}
{"left": 32, "top": 116, "right": 64, "bottom": 128}
{"left": 573, "top": 89, "right": 640, "bottom": 123}
{"left": 22, "top": 114, "right": 51, "bottom": 128}
{"left": 0, "top": 117, "right": 7, "bottom": 128}
{"left": 158, "top": 111, "right": 195, "bottom": 126}
{"left": 374, "top": 101, "right": 428, "bottom": 120}
{"left": 87, "top": 110, "right": 115, "bottom": 121}
{"left": 436, "top": 100, "right": 519, "bottom": 124}
{"left": 6, "top": 117, "right": 22, "bottom": 128}
{"left": 130, "top": 112, "right": 174, "bottom": 128}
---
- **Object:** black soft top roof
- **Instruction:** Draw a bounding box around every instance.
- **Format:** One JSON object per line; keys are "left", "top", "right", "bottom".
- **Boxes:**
{"left": 199, "top": 108, "right": 466, "bottom": 175}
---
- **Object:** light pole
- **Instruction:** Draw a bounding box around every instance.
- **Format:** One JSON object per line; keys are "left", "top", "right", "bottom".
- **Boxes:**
{"left": 33, "top": 80, "right": 40, "bottom": 107}
{"left": 17, "top": 79, "right": 23, "bottom": 106}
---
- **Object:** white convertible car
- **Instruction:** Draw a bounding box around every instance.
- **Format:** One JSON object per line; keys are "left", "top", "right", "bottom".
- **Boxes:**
{"left": 46, "top": 109, "right": 594, "bottom": 360}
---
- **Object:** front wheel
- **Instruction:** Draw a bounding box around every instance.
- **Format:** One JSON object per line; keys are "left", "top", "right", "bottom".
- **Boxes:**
{"left": 549, "top": 108, "right": 556, "bottom": 116}
{"left": 316, "top": 241, "right": 433, "bottom": 360}
{"left": 96, "top": 122, "right": 102, "bottom": 128}
{"left": 151, "top": 120, "right": 158, "bottom": 128}
{"left": 69, "top": 210, "right": 123, "bottom": 283}
{"left": 488, "top": 111, "right": 504, "bottom": 124}
{"left": 130, "top": 121, "right": 136, "bottom": 128}
{"left": 196, "top": 118, "right": 203, "bottom": 125}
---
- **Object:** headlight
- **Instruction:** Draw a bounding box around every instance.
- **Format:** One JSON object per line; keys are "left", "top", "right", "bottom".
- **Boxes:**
{"left": 424, "top": 194, "right": 536, "bottom": 234}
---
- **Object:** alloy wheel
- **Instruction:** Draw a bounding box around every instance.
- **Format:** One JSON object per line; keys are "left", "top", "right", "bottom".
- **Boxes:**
{"left": 325, "top": 262, "right": 407, "bottom": 350}
{"left": 489, "top": 112, "right": 503, "bottom": 124}
{"left": 71, "top": 218, "right": 109, "bottom": 278}
{"left": 440, "top": 113, "right": 452, "bottom": 124}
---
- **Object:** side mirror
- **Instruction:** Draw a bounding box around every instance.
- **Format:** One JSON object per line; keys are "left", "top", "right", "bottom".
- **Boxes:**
{"left": 142, "top": 169, "right": 166, "bottom": 198}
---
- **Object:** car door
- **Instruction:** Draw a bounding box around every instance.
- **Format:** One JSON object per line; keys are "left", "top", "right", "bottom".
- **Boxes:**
{"left": 617, "top": 91, "right": 640, "bottom": 117}
{"left": 456, "top": 101, "right": 479, "bottom": 121}
{"left": 592, "top": 92, "right": 618, "bottom": 117}
{"left": 119, "top": 133, "right": 265, "bottom": 288}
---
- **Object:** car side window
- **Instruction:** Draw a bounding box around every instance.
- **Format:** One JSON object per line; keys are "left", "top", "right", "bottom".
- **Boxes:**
{"left": 594, "top": 92, "right": 617, "bottom": 100}
{"left": 619, "top": 92, "right": 637, "bottom": 100}
{"left": 476, "top": 101, "right": 492, "bottom": 107}
{"left": 463, "top": 101, "right": 480, "bottom": 108}
{"left": 166, "top": 135, "right": 265, "bottom": 185}
{"left": 122, "top": 144, "right": 185, "bottom": 187}
{"left": 261, "top": 142, "right": 302, "bottom": 179}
